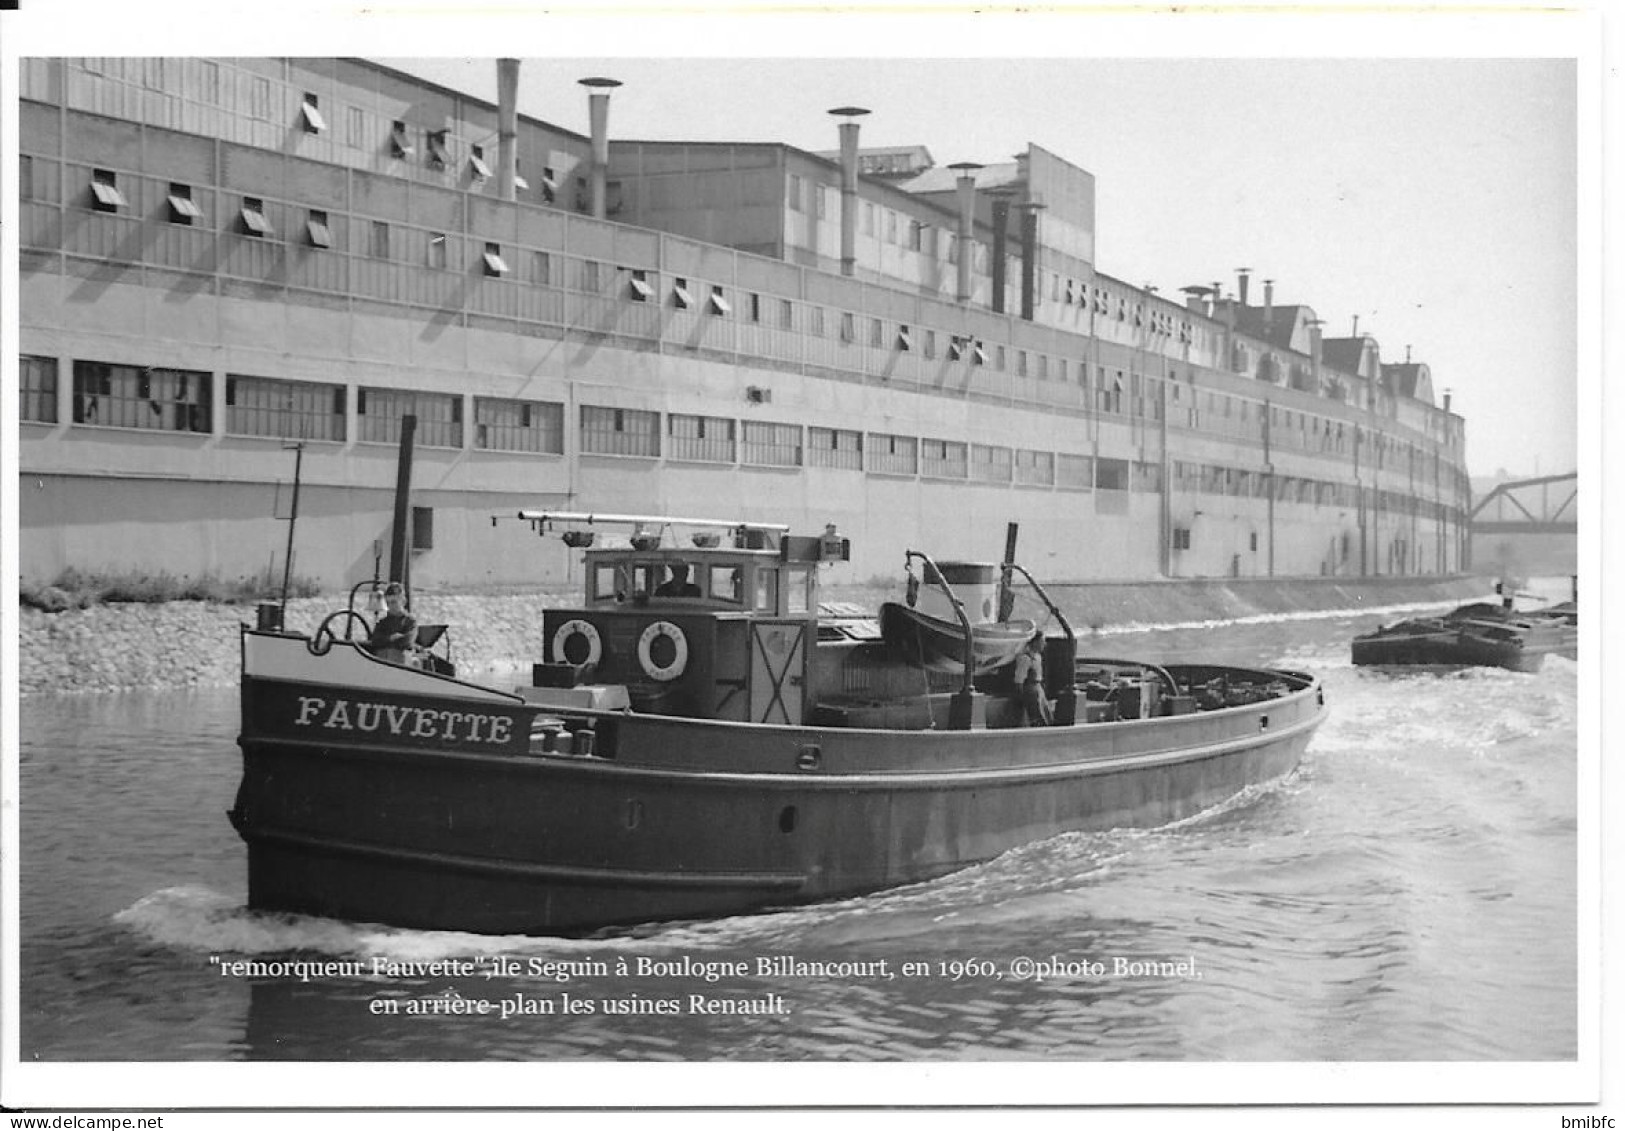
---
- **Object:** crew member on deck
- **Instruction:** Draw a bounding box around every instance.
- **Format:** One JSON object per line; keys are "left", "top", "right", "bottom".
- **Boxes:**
{"left": 1013, "top": 632, "right": 1054, "bottom": 727}
{"left": 655, "top": 563, "right": 702, "bottom": 598}
{"left": 367, "top": 582, "right": 419, "bottom": 665}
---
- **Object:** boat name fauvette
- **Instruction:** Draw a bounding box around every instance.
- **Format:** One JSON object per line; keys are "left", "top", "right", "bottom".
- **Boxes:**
{"left": 295, "top": 695, "right": 515, "bottom": 744}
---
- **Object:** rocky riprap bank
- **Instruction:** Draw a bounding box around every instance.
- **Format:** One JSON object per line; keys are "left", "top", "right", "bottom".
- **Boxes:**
{"left": 16, "top": 575, "right": 1490, "bottom": 697}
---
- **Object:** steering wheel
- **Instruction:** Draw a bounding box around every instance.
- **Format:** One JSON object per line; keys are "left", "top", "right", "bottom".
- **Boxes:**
{"left": 309, "top": 609, "right": 374, "bottom": 656}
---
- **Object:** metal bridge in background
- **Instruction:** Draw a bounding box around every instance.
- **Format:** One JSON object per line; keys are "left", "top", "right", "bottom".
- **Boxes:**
{"left": 1470, "top": 472, "right": 1578, "bottom": 535}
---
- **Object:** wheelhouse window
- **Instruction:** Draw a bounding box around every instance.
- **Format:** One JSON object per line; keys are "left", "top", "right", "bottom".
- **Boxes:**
{"left": 357, "top": 386, "right": 462, "bottom": 448}
{"left": 473, "top": 397, "right": 564, "bottom": 454}
{"left": 226, "top": 374, "right": 346, "bottom": 442}
{"left": 72, "top": 361, "right": 211, "bottom": 433}
{"left": 708, "top": 565, "right": 744, "bottom": 605}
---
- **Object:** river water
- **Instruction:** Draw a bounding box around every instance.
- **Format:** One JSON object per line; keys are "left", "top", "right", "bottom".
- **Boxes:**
{"left": 12, "top": 584, "right": 1586, "bottom": 1101}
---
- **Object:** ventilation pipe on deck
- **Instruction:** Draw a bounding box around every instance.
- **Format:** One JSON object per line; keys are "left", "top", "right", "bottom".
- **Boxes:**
{"left": 949, "top": 161, "right": 981, "bottom": 302}
{"left": 496, "top": 59, "right": 520, "bottom": 202}
{"left": 579, "top": 76, "right": 621, "bottom": 220}
{"left": 828, "top": 107, "right": 870, "bottom": 277}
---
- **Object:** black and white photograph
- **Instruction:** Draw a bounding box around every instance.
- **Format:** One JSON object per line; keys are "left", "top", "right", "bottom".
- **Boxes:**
{"left": 1, "top": 1, "right": 1609, "bottom": 1125}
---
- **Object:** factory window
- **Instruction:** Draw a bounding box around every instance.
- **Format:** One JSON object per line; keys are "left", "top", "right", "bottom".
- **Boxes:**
{"left": 667, "top": 413, "right": 736, "bottom": 463}
{"left": 748, "top": 293, "right": 761, "bottom": 323}
{"left": 807, "top": 426, "right": 863, "bottom": 470}
{"left": 357, "top": 386, "right": 462, "bottom": 449}
{"left": 815, "top": 186, "right": 828, "bottom": 220}
{"left": 19, "top": 156, "right": 33, "bottom": 201}
{"left": 996, "top": 346, "right": 1007, "bottom": 371}
{"left": 896, "top": 325, "right": 911, "bottom": 352}
{"left": 468, "top": 145, "right": 492, "bottom": 180}
{"left": 1037, "top": 355, "right": 1049, "bottom": 381}
{"left": 1017, "top": 350, "right": 1027, "bottom": 377}
{"left": 300, "top": 93, "right": 327, "bottom": 134}
{"left": 225, "top": 374, "right": 346, "bottom": 442}
{"left": 390, "top": 121, "right": 415, "bottom": 159}
{"left": 949, "top": 335, "right": 965, "bottom": 361}
{"left": 427, "top": 233, "right": 447, "bottom": 269}
{"left": 72, "top": 361, "right": 211, "bottom": 433}
{"left": 787, "top": 174, "right": 803, "bottom": 212}
{"left": 89, "top": 169, "right": 126, "bottom": 212}
{"left": 863, "top": 202, "right": 875, "bottom": 235}
{"left": 628, "top": 269, "right": 654, "bottom": 301}
{"left": 1173, "top": 527, "right": 1192, "bottom": 551}
{"left": 19, "top": 355, "right": 58, "bottom": 424}
{"left": 920, "top": 439, "right": 968, "bottom": 480}
{"left": 370, "top": 221, "right": 390, "bottom": 260}
{"left": 346, "top": 106, "right": 365, "bottom": 148}
{"left": 580, "top": 405, "right": 659, "bottom": 458}
{"left": 970, "top": 444, "right": 1013, "bottom": 484}
{"left": 1096, "top": 457, "right": 1131, "bottom": 491}
{"left": 200, "top": 61, "right": 221, "bottom": 104}
{"left": 870, "top": 318, "right": 884, "bottom": 347}
{"left": 531, "top": 251, "right": 551, "bottom": 285}
{"left": 306, "top": 210, "right": 333, "bottom": 248}
{"left": 741, "top": 420, "right": 803, "bottom": 467}
{"left": 1017, "top": 449, "right": 1055, "bottom": 487}
{"left": 426, "top": 129, "right": 451, "bottom": 170}
{"left": 239, "top": 197, "right": 272, "bottom": 237}
{"left": 248, "top": 76, "right": 271, "bottom": 120}
{"left": 709, "top": 286, "right": 731, "bottom": 315}
{"left": 779, "top": 299, "right": 794, "bottom": 330}
{"left": 867, "top": 432, "right": 918, "bottom": 476}
{"left": 886, "top": 210, "right": 897, "bottom": 243}
{"left": 539, "top": 166, "right": 557, "bottom": 203}
{"left": 922, "top": 330, "right": 935, "bottom": 359}
{"left": 474, "top": 397, "right": 564, "bottom": 454}
{"left": 513, "top": 160, "right": 530, "bottom": 191}
{"left": 809, "top": 307, "right": 825, "bottom": 337}
{"left": 908, "top": 221, "right": 922, "bottom": 251}
{"left": 166, "top": 184, "right": 202, "bottom": 225}
{"left": 839, "top": 312, "right": 855, "bottom": 343}
{"left": 580, "top": 259, "right": 599, "bottom": 292}
{"left": 1056, "top": 453, "right": 1093, "bottom": 490}
{"left": 482, "top": 242, "right": 509, "bottom": 276}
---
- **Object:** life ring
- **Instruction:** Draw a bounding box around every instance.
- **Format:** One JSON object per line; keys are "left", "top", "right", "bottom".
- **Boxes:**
{"left": 552, "top": 619, "right": 603, "bottom": 666}
{"left": 637, "top": 620, "right": 689, "bottom": 682}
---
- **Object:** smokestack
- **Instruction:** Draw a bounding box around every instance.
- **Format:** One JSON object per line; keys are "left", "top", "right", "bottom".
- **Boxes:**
{"left": 949, "top": 162, "right": 981, "bottom": 302}
{"left": 1018, "top": 201, "right": 1044, "bottom": 322}
{"left": 1309, "top": 319, "right": 1324, "bottom": 388}
{"left": 1210, "top": 281, "right": 1222, "bottom": 319}
{"left": 1443, "top": 388, "right": 1453, "bottom": 413}
{"left": 1263, "top": 279, "right": 1275, "bottom": 327}
{"left": 1181, "top": 285, "right": 1208, "bottom": 313}
{"left": 1352, "top": 314, "right": 1360, "bottom": 338}
{"left": 829, "top": 107, "right": 870, "bottom": 277}
{"left": 496, "top": 59, "right": 520, "bottom": 202}
{"left": 990, "top": 192, "right": 1013, "bottom": 314}
{"left": 579, "top": 76, "right": 621, "bottom": 220}
{"left": 1237, "top": 267, "right": 1251, "bottom": 307}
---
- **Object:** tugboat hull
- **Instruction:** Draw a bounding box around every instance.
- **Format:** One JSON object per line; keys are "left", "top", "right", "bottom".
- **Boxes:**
{"left": 233, "top": 633, "right": 1323, "bottom": 935}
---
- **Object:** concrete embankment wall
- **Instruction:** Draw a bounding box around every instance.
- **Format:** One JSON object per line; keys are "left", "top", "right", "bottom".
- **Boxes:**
{"left": 15, "top": 575, "right": 1490, "bottom": 698}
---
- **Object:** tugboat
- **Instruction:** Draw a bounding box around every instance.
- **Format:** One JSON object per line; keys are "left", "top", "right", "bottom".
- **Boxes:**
{"left": 231, "top": 513, "right": 1328, "bottom": 935}
{"left": 1351, "top": 581, "right": 1576, "bottom": 672}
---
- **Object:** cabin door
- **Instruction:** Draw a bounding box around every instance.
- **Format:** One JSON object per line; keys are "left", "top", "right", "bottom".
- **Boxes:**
{"left": 749, "top": 620, "right": 807, "bottom": 724}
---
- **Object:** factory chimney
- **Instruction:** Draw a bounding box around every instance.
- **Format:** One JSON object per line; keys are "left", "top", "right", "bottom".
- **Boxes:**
{"left": 496, "top": 59, "right": 520, "bottom": 202}
{"left": 1236, "top": 267, "right": 1251, "bottom": 307}
{"left": 1018, "top": 201, "right": 1044, "bottom": 322}
{"left": 579, "top": 76, "right": 621, "bottom": 220}
{"left": 1263, "top": 279, "right": 1275, "bottom": 328}
{"left": 949, "top": 162, "right": 981, "bottom": 302}
{"left": 829, "top": 107, "right": 870, "bottom": 277}
{"left": 990, "top": 191, "right": 1013, "bottom": 314}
